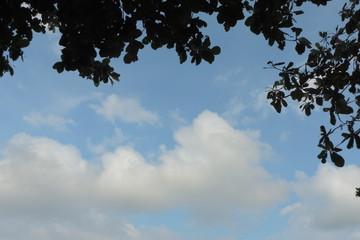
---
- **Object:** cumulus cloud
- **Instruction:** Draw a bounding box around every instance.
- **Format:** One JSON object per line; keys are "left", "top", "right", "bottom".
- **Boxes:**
{"left": 0, "top": 133, "right": 92, "bottom": 214}
{"left": 23, "top": 112, "right": 75, "bottom": 132}
{"left": 0, "top": 111, "right": 288, "bottom": 238}
{"left": 89, "top": 94, "right": 159, "bottom": 125}
{"left": 279, "top": 164, "right": 360, "bottom": 239}
{"left": 96, "top": 110, "right": 288, "bottom": 214}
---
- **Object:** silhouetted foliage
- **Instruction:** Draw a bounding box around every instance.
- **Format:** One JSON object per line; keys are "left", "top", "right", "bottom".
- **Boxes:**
{"left": 1, "top": 0, "right": 330, "bottom": 85}
{"left": 267, "top": 1, "right": 359, "bottom": 168}
{"left": 1, "top": 1, "right": 359, "bottom": 176}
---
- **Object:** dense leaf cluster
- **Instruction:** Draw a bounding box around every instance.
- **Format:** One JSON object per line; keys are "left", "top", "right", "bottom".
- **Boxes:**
{"left": 1, "top": 0, "right": 329, "bottom": 86}
{"left": 267, "top": 1, "right": 360, "bottom": 171}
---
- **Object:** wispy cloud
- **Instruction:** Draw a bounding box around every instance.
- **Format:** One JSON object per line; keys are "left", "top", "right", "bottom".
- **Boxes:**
{"left": 89, "top": 94, "right": 159, "bottom": 125}
{"left": 87, "top": 127, "right": 126, "bottom": 154}
{"left": 23, "top": 112, "right": 75, "bottom": 132}
{"left": 222, "top": 89, "right": 272, "bottom": 126}
{"left": 169, "top": 108, "right": 188, "bottom": 124}
{"left": 214, "top": 67, "right": 242, "bottom": 83}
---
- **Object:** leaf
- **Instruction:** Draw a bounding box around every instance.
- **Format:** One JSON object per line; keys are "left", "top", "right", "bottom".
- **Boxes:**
{"left": 123, "top": 53, "right": 135, "bottom": 64}
{"left": 17, "top": 39, "right": 30, "bottom": 48}
{"left": 211, "top": 46, "right": 221, "bottom": 55}
{"left": 52, "top": 62, "right": 64, "bottom": 73}
{"left": 286, "top": 62, "right": 294, "bottom": 69}
{"left": 330, "top": 152, "right": 345, "bottom": 167}
{"left": 347, "top": 136, "right": 354, "bottom": 149}
{"left": 110, "top": 72, "right": 120, "bottom": 81}
{"left": 131, "top": 29, "right": 142, "bottom": 39}
{"left": 355, "top": 135, "right": 360, "bottom": 149}
{"left": 330, "top": 111, "right": 336, "bottom": 125}
{"left": 179, "top": 51, "right": 187, "bottom": 64}
{"left": 291, "top": 27, "right": 302, "bottom": 36}
{"left": 316, "top": 97, "right": 323, "bottom": 106}
{"left": 317, "top": 150, "right": 327, "bottom": 159}
{"left": 320, "top": 125, "right": 326, "bottom": 134}
{"left": 201, "top": 50, "right": 215, "bottom": 63}
{"left": 244, "top": 16, "right": 254, "bottom": 27}
{"left": 8, "top": 66, "right": 14, "bottom": 76}
{"left": 333, "top": 147, "right": 342, "bottom": 152}
{"left": 298, "top": 37, "right": 312, "bottom": 48}
{"left": 295, "top": 42, "right": 305, "bottom": 55}
{"left": 272, "top": 100, "right": 282, "bottom": 113}
{"left": 93, "top": 80, "right": 100, "bottom": 87}
{"left": 293, "top": 10, "right": 304, "bottom": 15}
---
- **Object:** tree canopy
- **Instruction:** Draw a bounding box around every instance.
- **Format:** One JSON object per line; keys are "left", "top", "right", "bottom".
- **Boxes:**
{"left": 1, "top": 0, "right": 359, "bottom": 189}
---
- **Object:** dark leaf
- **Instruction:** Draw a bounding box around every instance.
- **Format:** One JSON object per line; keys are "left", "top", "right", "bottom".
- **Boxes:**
{"left": 201, "top": 51, "right": 215, "bottom": 63}
{"left": 316, "top": 97, "right": 323, "bottom": 106}
{"left": 355, "top": 135, "right": 360, "bottom": 149}
{"left": 295, "top": 42, "right": 305, "bottom": 55}
{"left": 52, "top": 62, "right": 64, "bottom": 73}
{"left": 320, "top": 125, "right": 326, "bottom": 134}
{"left": 291, "top": 27, "right": 302, "bottom": 36}
{"left": 298, "top": 37, "right": 312, "bottom": 48}
{"left": 211, "top": 46, "right": 221, "bottom": 55}
{"left": 347, "top": 136, "right": 354, "bottom": 149}
{"left": 272, "top": 100, "right": 282, "bottom": 113}
{"left": 330, "top": 152, "right": 345, "bottom": 167}
{"left": 293, "top": 10, "right": 304, "bottom": 15}
{"left": 356, "top": 188, "right": 360, "bottom": 197}
{"left": 317, "top": 150, "right": 327, "bottom": 159}
{"left": 330, "top": 111, "right": 336, "bottom": 125}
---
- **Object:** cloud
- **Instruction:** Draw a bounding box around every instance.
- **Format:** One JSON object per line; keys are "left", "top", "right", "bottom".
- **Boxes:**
{"left": 222, "top": 89, "right": 272, "bottom": 126}
{"left": 0, "top": 214, "right": 179, "bottom": 240}
{"left": 23, "top": 112, "right": 75, "bottom": 132}
{"left": 0, "top": 111, "right": 289, "bottom": 238}
{"left": 89, "top": 94, "right": 159, "bottom": 125}
{"left": 279, "top": 164, "right": 360, "bottom": 239}
{"left": 222, "top": 97, "right": 246, "bottom": 125}
{"left": 96, "top": 111, "right": 288, "bottom": 215}
{"left": 87, "top": 127, "right": 126, "bottom": 154}
{"left": 214, "top": 67, "right": 242, "bottom": 83}
{"left": 169, "top": 108, "right": 188, "bottom": 124}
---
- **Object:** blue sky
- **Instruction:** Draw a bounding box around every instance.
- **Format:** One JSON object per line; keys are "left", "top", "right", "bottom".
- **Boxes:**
{"left": 1, "top": 1, "right": 360, "bottom": 240}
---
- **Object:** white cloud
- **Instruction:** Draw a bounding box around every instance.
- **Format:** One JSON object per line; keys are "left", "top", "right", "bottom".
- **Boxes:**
{"left": 250, "top": 89, "right": 272, "bottom": 114}
{"left": 0, "top": 110, "right": 288, "bottom": 239}
{"left": 222, "top": 97, "right": 246, "bottom": 126}
{"left": 23, "top": 112, "right": 75, "bottom": 132}
{"left": 222, "top": 89, "right": 272, "bottom": 126}
{"left": 214, "top": 67, "right": 242, "bottom": 83}
{"left": 0, "top": 216, "right": 178, "bottom": 240}
{"left": 87, "top": 127, "right": 126, "bottom": 154}
{"left": 169, "top": 108, "right": 188, "bottom": 124}
{"left": 89, "top": 94, "right": 159, "bottom": 125}
{"left": 279, "top": 164, "right": 360, "bottom": 239}
{"left": 96, "top": 110, "right": 288, "bottom": 217}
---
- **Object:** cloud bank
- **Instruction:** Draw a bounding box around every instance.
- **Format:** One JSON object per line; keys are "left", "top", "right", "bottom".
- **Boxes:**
{"left": 0, "top": 110, "right": 288, "bottom": 239}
